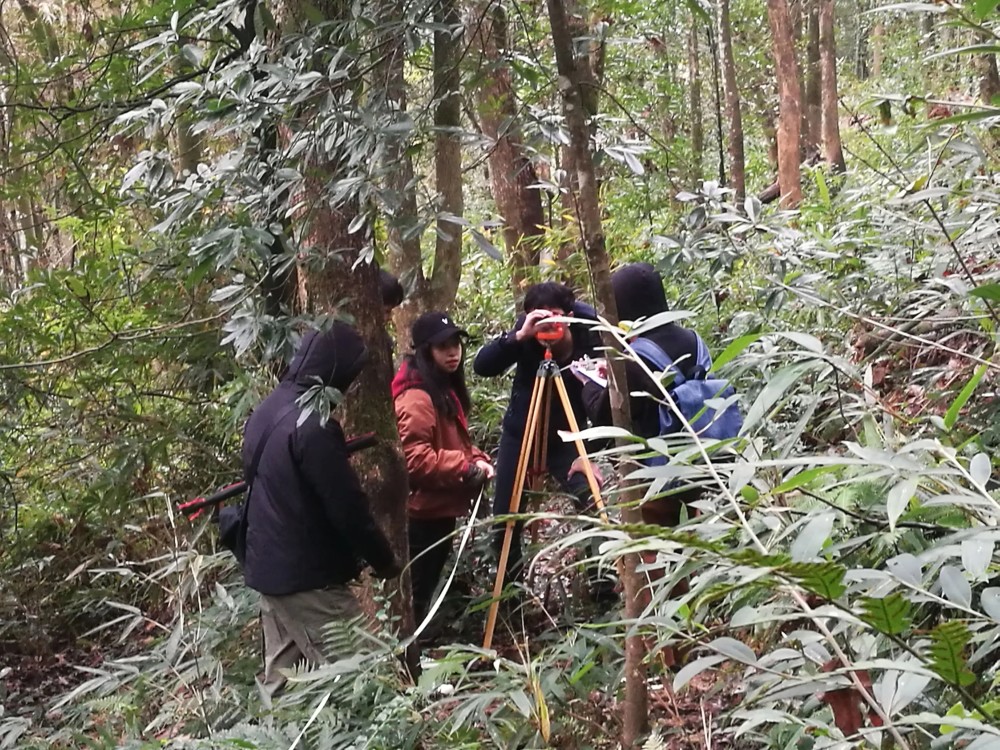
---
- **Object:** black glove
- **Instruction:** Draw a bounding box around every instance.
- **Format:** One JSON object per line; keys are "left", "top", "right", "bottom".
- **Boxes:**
{"left": 464, "top": 462, "right": 488, "bottom": 488}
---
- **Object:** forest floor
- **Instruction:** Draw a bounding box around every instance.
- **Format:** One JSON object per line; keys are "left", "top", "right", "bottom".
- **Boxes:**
{"left": 1, "top": 488, "right": 745, "bottom": 747}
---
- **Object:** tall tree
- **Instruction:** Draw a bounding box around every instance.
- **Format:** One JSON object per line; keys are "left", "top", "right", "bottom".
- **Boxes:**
{"left": 429, "top": 0, "right": 465, "bottom": 313}
{"left": 546, "top": 0, "right": 649, "bottom": 744}
{"left": 558, "top": 0, "right": 605, "bottom": 259}
{"left": 767, "top": 0, "right": 803, "bottom": 206}
{"left": 378, "top": 0, "right": 425, "bottom": 347}
{"left": 718, "top": 0, "right": 746, "bottom": 200}
{"left": 804, "top": 0, "right": 822, "bottom": 152}
{"left": 819, "top": 0, "right": 846, "bottom": 173}
{"left": 468, "top": 2, "right": 545, "bottom": 294}
{"left": 688, "top": 13, "right": 705, "bottom": 185}
{"left": 279, "top": 0, "right": 415, "bottom": 663}
{"left": 871, "top": 20, "right": 884, "bottom": 78}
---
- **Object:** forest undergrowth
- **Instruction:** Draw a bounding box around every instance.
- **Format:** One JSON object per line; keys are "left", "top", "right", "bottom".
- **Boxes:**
{"left": 3, "top": 103, "right": 1000, "bottom": 749}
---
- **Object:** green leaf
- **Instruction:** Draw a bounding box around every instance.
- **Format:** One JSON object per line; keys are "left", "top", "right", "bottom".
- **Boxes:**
{"left": 712, "top": 332, "right": 763, "bottom": 370}
{"left": 970, "top": 283, "right": 1000, "bottom": 302}
{"left": 771, "top": 465, "right": 839, "bottom": 493}
{"left": 860, "top": 592, "right": 912, "bottom": 634}
{"left": 470, "top": 229, "right": 502, "bottom": 261}
{"left": 782, "top": 561, "right": 847, "bottom": 599}
{"left": 928, "top": 621, "right": 976, "bottom": 687}
{"left": 974, "top": 0, "right": 1000, "bottom": 20}
{"left": 944, "top": 364, "right": 988, "bottom": 430}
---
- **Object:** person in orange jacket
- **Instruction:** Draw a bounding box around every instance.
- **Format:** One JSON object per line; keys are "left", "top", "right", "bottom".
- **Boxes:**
{"left": 392, "top": 312, "right": 495, "bottom": 623}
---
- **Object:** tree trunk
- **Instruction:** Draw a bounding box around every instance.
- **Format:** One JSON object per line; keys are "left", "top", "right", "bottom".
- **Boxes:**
{"left": 281, "top": 0, "right": 415, "bottom": 670}
{"left": 805, "top": 0, "right": 822, "bottom": 153}
{"left": 719, "top": 0, "right": 745, "bottom": 200}
{"left": 428, "top": 0, "right": 465, "bottom": 313}
{"left": 766, "top": 0, "right": 803, "bottom": 207}
{"left": 819, "top": 0, "right": 846, "bottom": 173}
{"left": 558, "top": 0, "right": 602, "bottom": 261}
{"left": 707, "top": 26, "right": 727, "bottom": 186}
{"left": 791, "top": 0, "right": 808, "bottom": 156}
{"left": 871, "top": 21, "right": 884, "bottom": 79}
{"left": 688, "top": 14, "right": 704, "bottom": 186}
{"left": 546, "top": 0, "right": 648, "bottom": 744}
{"left": 468, "top": 2, "right": 545, "bottom": 295}
{"left": 977, "top": 31, "right": 1000, "bottom": 105}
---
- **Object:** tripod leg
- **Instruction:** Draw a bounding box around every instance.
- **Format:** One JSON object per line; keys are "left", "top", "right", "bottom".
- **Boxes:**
{"left": 483, "top": 374, "right": 547, "bottom": 650}
{"left": 552, "top": 374, "right": 609, "bottom": 523}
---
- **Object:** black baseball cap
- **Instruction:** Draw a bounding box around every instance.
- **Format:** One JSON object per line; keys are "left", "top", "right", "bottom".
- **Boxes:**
{"left": 411, "top": 311, "right": 469, "bottom": 349}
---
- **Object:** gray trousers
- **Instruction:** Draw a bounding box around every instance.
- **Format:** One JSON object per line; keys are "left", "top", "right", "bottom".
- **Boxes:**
{"left": 257, "top": 584, "right": 363, "bottom": 698}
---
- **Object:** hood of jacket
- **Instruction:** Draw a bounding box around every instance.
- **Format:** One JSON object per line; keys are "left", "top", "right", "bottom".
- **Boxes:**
{"left": 612, "top": 262, "right": 668, "bottom": 322}
{"left": 391, "top": 358, "right": 468, "bottom": 429}
{"left": 390, "top": 358, "right": 424, "bottom": 400}
{"left": 284, "top": 322, "right": 368, "bottom": 391}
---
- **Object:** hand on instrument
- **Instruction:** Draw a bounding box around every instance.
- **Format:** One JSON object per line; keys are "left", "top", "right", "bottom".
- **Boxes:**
{"left": 568, "top": 457, "right": 605, "bottom": 488}
{"left": 515, "top": 309, "right": 557, "bottom": 342}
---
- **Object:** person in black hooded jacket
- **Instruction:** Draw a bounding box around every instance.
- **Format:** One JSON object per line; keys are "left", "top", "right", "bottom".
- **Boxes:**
{"left": 581, "top": 262, "right": 708, "bottom": 526}
{"left": 242, "top": 322, "right": 400, "bottom": 696}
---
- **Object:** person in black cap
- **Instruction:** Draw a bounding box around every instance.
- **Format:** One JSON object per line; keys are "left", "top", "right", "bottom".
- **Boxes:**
{"left": 391, "top": 311, "right": 494, "bottom": 623}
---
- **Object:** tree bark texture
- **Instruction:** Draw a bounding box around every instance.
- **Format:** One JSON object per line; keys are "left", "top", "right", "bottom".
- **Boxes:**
{"left": 280, "top": 0, "right": 415, "bottom": 667}
{"left": 558, "top": 0, "right": 604, "bottom": 261}
{"left": 766, "top": 0, "right": 803, "bottom": 207}
{"left": 688, "top": 14, "right": 704, "bottom": 186}
{"left": 870, "top": 21, "right": 883, "bottom": 79}
{"left": 718, "top": 0, "right": 745, "bottom": 200}
{"left": 819, "top": 0, "right": 846, "bottom": 173}
{"left": 468, "top": 2, "right": 545, "bottom": 295}
{"left": 377, "top": 0, "right": 425, "bottom": 352}
{"left": 804, "top": 0, "right": 822, "bottom": 153}
{"left": 546, "top": 0, "right": 648, "bottom": 744}
{"left": 977, "top": 31, "right": 1000, "bottom": 105}
{"left": 429, "top": 0, "right": 464, "bottom": 314}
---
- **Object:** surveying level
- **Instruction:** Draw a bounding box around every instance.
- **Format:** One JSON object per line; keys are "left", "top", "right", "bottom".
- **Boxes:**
{"left": 482, "top": 329, "right": 609, "bottom": 650}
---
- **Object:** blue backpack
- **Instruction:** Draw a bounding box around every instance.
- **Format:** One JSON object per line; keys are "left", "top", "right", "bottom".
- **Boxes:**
{"left": 630, "top": 336, "right": 743, "bottom": 465}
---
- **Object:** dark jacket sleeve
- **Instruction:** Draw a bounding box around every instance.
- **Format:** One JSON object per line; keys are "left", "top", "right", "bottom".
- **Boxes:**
{"left": 473, "top": 315, "right": 526, "bottom": 377}
{"left": 293, "top": 419, "right": 396, "bottom": 575}
{"left": 583, "top": 380, "right": 612, "bottom": 427}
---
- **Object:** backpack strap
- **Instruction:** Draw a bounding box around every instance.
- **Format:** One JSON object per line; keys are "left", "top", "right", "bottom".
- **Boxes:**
{"left": 695, "top": 333, "right": 712, "bottom": 373}
{"left": 630, "top": 337, "right": 688, "bottom": 387}
{"left": 246, "top": 402, "right": 299, "bottom": 485}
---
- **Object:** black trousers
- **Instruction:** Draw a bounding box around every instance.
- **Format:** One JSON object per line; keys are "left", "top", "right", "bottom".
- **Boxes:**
{"left": 408, "top": 516, "right": 458, "bottom": 624}
{"left": 491, "top": 427, "right": 599, "bottom": 584}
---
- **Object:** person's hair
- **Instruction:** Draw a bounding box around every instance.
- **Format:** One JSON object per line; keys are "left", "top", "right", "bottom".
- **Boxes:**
{"left": 379, "top": 269, "right": 405, "bottom": 309}
{"left": 408, "top": 337, "right": 471, "bottom": 418}
{"left": 523, "top": 282, "right": 575, "bottom": 314}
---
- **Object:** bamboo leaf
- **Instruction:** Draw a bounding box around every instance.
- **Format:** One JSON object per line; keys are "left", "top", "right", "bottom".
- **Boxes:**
{"left": 944, "top": 364, "right": 988, "bottom": 430}
{"left": 712, "top": 332, "right": 763, "bottom": 370}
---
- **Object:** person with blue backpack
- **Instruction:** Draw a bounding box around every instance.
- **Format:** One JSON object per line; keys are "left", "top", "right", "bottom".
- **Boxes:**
{"left": 581, "top": 262, "right": 742, "bottom": 527}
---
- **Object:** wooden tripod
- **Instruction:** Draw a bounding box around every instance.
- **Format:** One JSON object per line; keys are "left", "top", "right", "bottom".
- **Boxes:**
{"left": 482, "top": 347, "right": 609, "bottom": 650}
